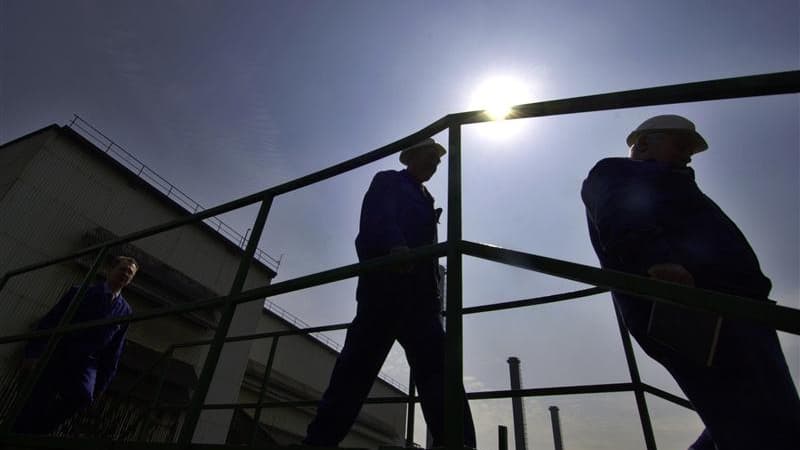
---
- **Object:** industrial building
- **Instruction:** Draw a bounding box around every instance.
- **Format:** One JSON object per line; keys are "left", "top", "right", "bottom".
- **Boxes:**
{"left": 0, "top": 123, "right": 406, "bottom": 447}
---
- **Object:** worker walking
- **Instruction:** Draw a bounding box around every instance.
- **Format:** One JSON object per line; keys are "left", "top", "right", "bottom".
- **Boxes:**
{"left": 304, "top": 139, "right": 477, "bottom": 448}
{"left": 581, "top": 115, "right": 800, "bottom": 449}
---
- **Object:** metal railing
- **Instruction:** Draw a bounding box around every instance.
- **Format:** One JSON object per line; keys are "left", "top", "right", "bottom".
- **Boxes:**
{"left": 67, "top": 114, "right": 282, "bottom": 272}
{"left": 264, "top": 299, "right": 408, "bottom": 391}
{"left": 0, "top": 70, "right": 798, "bottom": 450}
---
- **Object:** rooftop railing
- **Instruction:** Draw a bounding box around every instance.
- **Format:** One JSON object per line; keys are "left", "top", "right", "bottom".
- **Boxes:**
{"left": 68, "top": 114, "right": 282, "bottom": 272}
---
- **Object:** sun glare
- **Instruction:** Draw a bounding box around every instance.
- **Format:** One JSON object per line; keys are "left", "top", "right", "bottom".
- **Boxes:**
{"left": 469, "top": 75, "right": 533, "bottom": 140}
{"left": 470, "top": 76, "right": 530, "bottom": 121}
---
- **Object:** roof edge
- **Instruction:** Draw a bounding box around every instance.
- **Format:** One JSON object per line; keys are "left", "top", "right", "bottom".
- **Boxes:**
{"left": 0, "top": 124, "right": 61, "bottom": 149}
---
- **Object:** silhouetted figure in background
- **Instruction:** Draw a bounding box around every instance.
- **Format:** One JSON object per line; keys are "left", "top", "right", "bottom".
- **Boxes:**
{"left": 13, "top": 256, "right": 138, "bottom": 435}
{"left": 581, "top": 115, "right": 800, "bottom": 449}
{"left": 304, "top": 139, "right": 476, "bottom": 448}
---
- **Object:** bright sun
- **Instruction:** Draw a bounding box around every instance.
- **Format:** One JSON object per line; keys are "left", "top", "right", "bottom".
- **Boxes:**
{"left": 469, "top": 75, "right": 533, "bottom": 140}
{"left": 470, "top": 75, "right": 531, "bottom": 121}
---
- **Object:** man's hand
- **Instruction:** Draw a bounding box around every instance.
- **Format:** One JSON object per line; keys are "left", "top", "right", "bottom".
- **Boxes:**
{"left": 389, "top": 246, "right": 414, "bottom": 273}
{"left": 647, "top": 263, "right": 695, "bottom": 286}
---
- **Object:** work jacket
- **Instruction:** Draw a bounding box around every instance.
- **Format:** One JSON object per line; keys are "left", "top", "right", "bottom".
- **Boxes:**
{"left": 25, "top": 282, "right": 131, "bottom": 401}
{"left": 355, "top": 169, "right": 441, "bottom": 307}
{"left": 581, "top": 158, "right": 771, "bottom": 333}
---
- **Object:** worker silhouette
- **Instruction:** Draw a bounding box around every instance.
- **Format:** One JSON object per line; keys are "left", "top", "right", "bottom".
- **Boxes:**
{"left": 304, "top": 139, "right": 477, "bottom": 448}
{"left": 581, "top": 115, "right": 800, "bottom": 449}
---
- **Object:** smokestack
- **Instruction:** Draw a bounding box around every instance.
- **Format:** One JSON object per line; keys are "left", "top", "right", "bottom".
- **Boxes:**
{"left": 548, "top": 406, "right": 563, "bottom": 450}
{"left": 507, "top": 357, "right": 528, "bottom": 450}
{"left": 498, "top": 425, "right": 509, "bottom": 450}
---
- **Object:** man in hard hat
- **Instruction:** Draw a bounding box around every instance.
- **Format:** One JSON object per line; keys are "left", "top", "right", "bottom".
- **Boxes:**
{"left": 581, "top": 115, "right": 800, "bottom": 449}
{"left": 304, "top": 138, "right": 476, "bottom": 448}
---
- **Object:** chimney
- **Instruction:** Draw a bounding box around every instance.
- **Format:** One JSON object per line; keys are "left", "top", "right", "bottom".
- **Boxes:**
{"left": 507, "top": 357, "right": 528, "bottom": 450}
{"left": 548, "top": 406, "right": 563, "bottom": 450}
{"left": 498, "top": 425, "right": 509, "bottom": 450}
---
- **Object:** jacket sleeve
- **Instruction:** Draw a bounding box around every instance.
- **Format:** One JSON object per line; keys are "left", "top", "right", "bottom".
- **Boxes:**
{"left": 24, "top": 286, "right": 78, "bottom": 358}
{"left": 93, "top": 322, "right": 128, "bottom": 398}
{"left": 581, "top": 160, "right": 678, "bottom": 272}
{"left": 359, "top": 172, "right": 407, "bottom": 254}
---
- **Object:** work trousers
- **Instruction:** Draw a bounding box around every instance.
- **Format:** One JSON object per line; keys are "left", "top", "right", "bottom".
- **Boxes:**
{"left": 12, "top": 368, "right": 92, "bottom": 435}
{"left": 619, "top": 299, "right": 800, "bottom": 450}
{"left": 305, "top": 297, "right": 477, "bottom": 448}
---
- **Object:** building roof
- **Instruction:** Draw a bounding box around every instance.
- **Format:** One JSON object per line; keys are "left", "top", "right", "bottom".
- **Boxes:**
{"left": 0, "top": 124, "right": 277, "bottom": 279}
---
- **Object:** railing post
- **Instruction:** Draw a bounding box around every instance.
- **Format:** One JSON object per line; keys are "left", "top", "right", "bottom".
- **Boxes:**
{"left": 405, "top": 373, "right": 416, "bottom": 447}
{"left": 150, "top": 347, "right": 173, "bottom": 414}
{"left": 0, "top": 246, "right": 109, "bottom": 433}
{"left": 127, "top": 347, "right": 175, "bottom": 438}
{"left": 250, "top": 336, "right": 280, "bottom": 446}
{"left": 177, "top": 194, "right": 274, "bottom": 445}
{"left": 613, "top": 302, "right": 657, "bottom": 450}
{"left": 445, "top": 124, "right": 465, "bottom": 450}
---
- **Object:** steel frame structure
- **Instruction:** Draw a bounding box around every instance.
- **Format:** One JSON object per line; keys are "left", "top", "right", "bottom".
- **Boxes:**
{"left": 0, "top": 70, "right": 798, "bottom": 450}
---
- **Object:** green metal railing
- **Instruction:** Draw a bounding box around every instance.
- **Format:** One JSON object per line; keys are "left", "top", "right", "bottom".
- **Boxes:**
{"left": 0, "top": 70, "right": 798, "bottom": 450}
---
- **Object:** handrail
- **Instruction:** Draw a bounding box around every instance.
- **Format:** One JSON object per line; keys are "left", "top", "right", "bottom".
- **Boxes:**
{"left": 6, "top": 71, "right": 796, "bottom": 284}
{"left": 146, "top": 382, "right": 639, "bottom": 411}
{"left": 459, "top": 240, "right": 800, "bottom": 335}
{"left": 461, "top": 287, "right": 607, "bottom": 315}
{"left": 1, "top": 70, "right": 798, "bottom": 449}
{"left": 114, "top": 288, "right": 607, "bottom": 402}
{"left": 0, "top": 243, "right": 448, "bottom": 346}
{"left": 2, "top": 238, "right": 797, "bottom": 443}
{"left": 2, "top": 239, "right": 798, "bottom": 347}
{"left": 119, "top": 288, "right": 611, "bottom": 402}
{"left": 264, "top": 300, "right": 408, "bottom": 391}
{"left": 453, "top": 70, "right": 800, "bottom": 124}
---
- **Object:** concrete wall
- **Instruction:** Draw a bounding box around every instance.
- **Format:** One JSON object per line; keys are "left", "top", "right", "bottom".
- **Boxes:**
{"left": 245, "top": 311, "right": 408, "bottom": 448}
{"left": 0, "top": 126, "right": 50, "bottom": 205}
{"left": 0, "top": 126, "right": 274, "bottom": 357}
{"left": 0, "top": 125, "right": 407, "bottom": 447}
{"left": 0, "top": 126, "right": 272, "bottom": 441}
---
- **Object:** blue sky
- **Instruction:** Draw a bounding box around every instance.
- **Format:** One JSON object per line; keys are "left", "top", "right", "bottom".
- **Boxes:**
{"left": 2, "top": 1, "right": 798, "bottom": 448}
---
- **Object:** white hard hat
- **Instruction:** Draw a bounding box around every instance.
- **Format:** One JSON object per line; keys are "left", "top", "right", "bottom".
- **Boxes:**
{"left": 399, "top": 138, "right": 447, "bottom": 165}
{"left": 626, "top": 114, "right": 708, "bottom": 154}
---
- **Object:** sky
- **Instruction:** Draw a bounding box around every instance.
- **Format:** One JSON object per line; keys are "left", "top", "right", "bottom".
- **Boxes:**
{"left": 1, "top": 1, "right": 798, "bottom": 449}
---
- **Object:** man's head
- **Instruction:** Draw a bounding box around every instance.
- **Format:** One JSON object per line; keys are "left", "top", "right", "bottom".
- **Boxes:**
{"left": 107, "top": 256, "right": 138, "bottom": 293}
{"left": 627, "top": 115, "right": 708, "bottom": 167}
{"left": 400, "top": 138, "right": 447, "bottom": 183}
